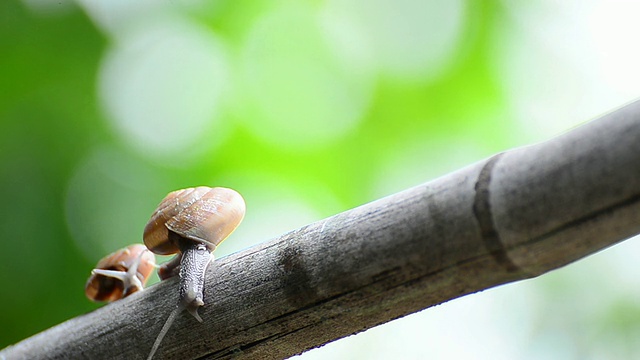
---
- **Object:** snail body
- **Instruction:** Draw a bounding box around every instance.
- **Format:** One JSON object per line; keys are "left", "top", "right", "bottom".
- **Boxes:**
{"left": 85, "top": 244, "right": 155, "bottom": 302}
{"left": 144, "top": 186, "right": 245, "bottom": 359}
{"left": 144, "top": 186, "right": 245, "bottom": 318}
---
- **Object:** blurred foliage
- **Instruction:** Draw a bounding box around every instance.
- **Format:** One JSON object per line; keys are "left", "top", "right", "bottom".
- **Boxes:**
{"left": 1, "top": 0, "right": 640, "bottom": 358}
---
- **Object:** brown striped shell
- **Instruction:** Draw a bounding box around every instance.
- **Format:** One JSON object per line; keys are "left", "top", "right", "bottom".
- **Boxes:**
{"left": 85, "top": 244, "right": 156, "bottom": 302}
{"left": 142, "top": 187, "right": 246, "bottom": 255}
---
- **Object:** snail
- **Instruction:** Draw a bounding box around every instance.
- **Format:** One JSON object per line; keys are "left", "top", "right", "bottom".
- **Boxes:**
{"left": 144, "top": 186, "right": 246, "bottom": 360}
{"left": 85, "top": 244, "right": 156, "bottom": 302}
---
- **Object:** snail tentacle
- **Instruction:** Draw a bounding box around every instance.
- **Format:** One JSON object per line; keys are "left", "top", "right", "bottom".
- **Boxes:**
{"left": 85, "top": 244, "right": 155, "bottom": 302}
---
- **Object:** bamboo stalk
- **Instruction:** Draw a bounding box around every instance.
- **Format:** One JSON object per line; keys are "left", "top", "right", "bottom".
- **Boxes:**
{"left": 3, "top": 100, "right": 640, "bottom": 360}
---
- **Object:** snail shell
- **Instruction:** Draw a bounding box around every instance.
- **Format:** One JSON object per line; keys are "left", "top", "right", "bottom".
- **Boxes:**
{"left": 143, "top": 186, "right": 245, "bottom": 360}
{"left": 85, "top": 244, "right": 155, "bottom": 302}
{"left": 143, "top": 186, "right": 246, "bottom": 255}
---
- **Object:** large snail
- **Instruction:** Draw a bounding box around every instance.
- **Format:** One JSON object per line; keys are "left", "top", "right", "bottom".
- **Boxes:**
{"left": 144, "top": 186, "right": 246, "bottom": 359}
{"left": 85, "top": 244, "right": 156, "bottom": 302}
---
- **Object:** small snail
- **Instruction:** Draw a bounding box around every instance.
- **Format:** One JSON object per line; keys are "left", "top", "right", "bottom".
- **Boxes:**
{"left": 85, "top": 244, "right": 156, "bottom": 302}
{"left": 144, "top": 186, "right": 245, "bottom": 360}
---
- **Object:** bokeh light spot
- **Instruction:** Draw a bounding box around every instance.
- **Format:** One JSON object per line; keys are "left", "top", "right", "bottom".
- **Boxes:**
{"left": 99, "top": 19, "right": 230, "bottom": 164}
{"left": 327, "top": 0, "right": 467, "bottom": 82}
{"left": 240, "top": 6, "right": 374, "bottom": 148}
{"left": 65, "top": 147, "right": 167, "bottom": 261}
{"left": 493, "top": 2, "right": 640, "bottom": 141}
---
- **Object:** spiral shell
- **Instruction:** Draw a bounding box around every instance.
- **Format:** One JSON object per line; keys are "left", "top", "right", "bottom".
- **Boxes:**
{"left": 143, "top": 187, "right": 246, "bottom": 255}
{"left": 85, "top": 244, "right": 156, "bottom": 302}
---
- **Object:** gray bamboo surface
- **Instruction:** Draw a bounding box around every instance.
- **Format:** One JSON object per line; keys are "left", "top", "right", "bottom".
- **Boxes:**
{"left": 2, "top": 100, "right": 640, "bottom": 359}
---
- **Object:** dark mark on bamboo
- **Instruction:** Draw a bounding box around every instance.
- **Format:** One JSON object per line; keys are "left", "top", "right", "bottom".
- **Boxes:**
{"left": 278, "top": 245, "right": 319, "bottom": 308}
{"left": 473, "top": 153, "right": 520, "bottom": 273}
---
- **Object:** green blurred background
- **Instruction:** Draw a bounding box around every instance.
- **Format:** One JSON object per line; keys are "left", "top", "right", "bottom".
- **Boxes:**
{"left": 2, "top": 0, "right": 640, "bottom": 358}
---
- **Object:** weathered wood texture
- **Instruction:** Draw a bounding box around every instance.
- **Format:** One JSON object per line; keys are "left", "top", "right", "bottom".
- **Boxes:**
{"left": 3, "top": 100, "right": 640, "bottom": 359}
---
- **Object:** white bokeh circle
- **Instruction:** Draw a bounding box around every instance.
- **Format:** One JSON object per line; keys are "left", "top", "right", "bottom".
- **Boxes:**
{"left": 326, "top": 0, "right": 467, "bottom": 82}
{"left": 65, "top": 147, "right": 168, "bottom": 261}
{"left": 493, "top": 1, "right": 640, "bottom": 141}
{"left": 240, "top": 6, "right": 374, "bottom": 148}
{"left": 99, "top": 18, "right": 230, "bottom": 164}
